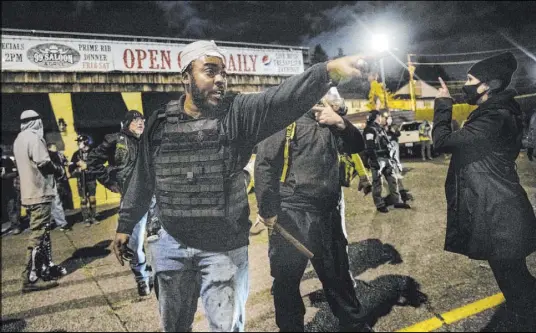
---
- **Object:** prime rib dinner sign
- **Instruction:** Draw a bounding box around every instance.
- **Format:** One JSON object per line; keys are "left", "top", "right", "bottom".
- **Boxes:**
{"left": 1, "top": 35, "right": 304, "bottom": 75}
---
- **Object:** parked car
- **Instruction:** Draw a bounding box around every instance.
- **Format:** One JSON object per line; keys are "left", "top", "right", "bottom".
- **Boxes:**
{"left": 398, "top": 121, "right": 437, "bottom": 157}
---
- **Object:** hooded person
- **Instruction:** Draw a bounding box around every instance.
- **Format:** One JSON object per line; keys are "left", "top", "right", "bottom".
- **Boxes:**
{"left": 86, "top": 109, "right": 156, "bottom": 297}
{"left": 433, "top": 52, "right": 536, "bottom": 329}
{"left": 13, "top": 110, "right": 67, "bottom": 293}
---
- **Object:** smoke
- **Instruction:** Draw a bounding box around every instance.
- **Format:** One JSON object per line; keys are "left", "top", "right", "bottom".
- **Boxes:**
{"left": 155, "top": 1, "right": 210, "bottom": 38}
{"left": 301, "top": 1, "right": 535, "bottom": 80}
{"left": 73, "top": 1, "right": 94, "bottom": 16}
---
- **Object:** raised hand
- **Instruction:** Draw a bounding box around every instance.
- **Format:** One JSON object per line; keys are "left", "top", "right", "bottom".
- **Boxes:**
{"left": 314, "top": 105, "right": 346, "bottom": 129}
{"left": 436, "top": 77, "right": 452, "bottom": 99}
{"left": 326, "top": 55, "right": 371, "bottom": 84}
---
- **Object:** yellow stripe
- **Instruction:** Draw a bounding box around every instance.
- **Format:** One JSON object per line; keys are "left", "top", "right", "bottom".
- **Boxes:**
{"left": 49, "top": 93, "right": 78, "bottom": 159}
{"left": 49, "top": 93, "right": 81, "bottom": 209}
{"left": 396, "top": 293, "right": 505, "bottom": 332}
{"left": 121, "top": 92, "right": 144, "bottom": 114}
{"left": 49, "top": 93, "right": 121, "bottom": 208}
{"left": 397, "top": 317, "right": 443, "bottom": 332}
{"left": 280, "top": 122, "right": 296, "bottom": 183}
{"left": 441, "top": 293, "right": 505, "bottom": 324}
{"left": 352, "top": 153, "right": 368, "bottom": 177}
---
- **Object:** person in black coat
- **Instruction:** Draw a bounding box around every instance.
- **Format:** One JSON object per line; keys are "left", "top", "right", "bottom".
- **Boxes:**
{"left": 433, "top": 52, "right": 536, "bottom": 328}
{"left": 86, "top": 110, "right": 155, "bottom": 297}
{"left": 254, "top": 98, "right": 369, "bottom": 332}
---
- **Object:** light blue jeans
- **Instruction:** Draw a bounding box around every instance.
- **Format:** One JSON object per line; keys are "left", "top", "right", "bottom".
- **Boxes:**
{"left": 127, "top": 197, "right": 157, "bottom": 283}
{"left": 51, "top": 189, "right": 67, "bottom": 228}
{"left": 127, "top": 210, "right": 150, "bottom": 283}
{"left": 149, "top": 227, "right": 249, "bottom": 332}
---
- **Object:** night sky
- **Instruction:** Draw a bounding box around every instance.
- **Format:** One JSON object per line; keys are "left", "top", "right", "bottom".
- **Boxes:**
{"left": 2, "top": 1, "right": 535, "bottom": 89}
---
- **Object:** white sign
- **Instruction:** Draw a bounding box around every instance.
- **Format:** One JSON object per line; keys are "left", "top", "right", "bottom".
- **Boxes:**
{"left": 1, "top": 35, "right": 304, "bottom": 75}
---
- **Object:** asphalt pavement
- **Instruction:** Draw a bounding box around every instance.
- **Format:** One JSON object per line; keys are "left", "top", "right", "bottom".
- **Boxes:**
{"left": 1, "top": 154, "right": 535, "bottom": 332}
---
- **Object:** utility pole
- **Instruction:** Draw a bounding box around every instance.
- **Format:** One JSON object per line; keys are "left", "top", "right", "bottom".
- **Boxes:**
{"left": 379, "top": 58, "right": 389, "bottom": 111}
{"left": 407, "top": 54, "right": 417, "bottom": 112}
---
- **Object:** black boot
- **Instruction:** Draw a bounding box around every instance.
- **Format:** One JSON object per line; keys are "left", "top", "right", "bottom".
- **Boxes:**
{"left": 394, "top": 202, "right": 412, "bottom": 209}
{"left": 90, "top": 204, "right": 99, "bottom": 225}
{"left": 377, "top": 206, "right": 389, "bottom": 213}
{"left": 81, "top": 206, "right": 91, "bottom": 227}
{"left": 400, "top": 190, "right": 414, "bottom": 203}
{"left": 383, "top": 195, "right": 395, "bottom": 207}
{"left": 41, "top": 226, "right": 67, "bottom": 279}
{"left": 21, "top": 247, "right": 58, "bottom": 293}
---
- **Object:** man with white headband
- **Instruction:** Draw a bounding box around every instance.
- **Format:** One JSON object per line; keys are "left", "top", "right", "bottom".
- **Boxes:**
{"left": 114, "top": 40, "right": 373, "bottom": 332}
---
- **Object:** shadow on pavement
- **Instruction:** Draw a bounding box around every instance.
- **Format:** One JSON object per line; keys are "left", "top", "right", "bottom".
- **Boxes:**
{"left": 0, "top": 319, "right": 26, "bottom": 332}
{"left": 57, "top": 240, "right": 112, "bottom": 276}
{"left": 3, "top": 288, "right": 138, "bottom": 321}
{"left": 303, "top": 239, "right": 428, "bottom": 331}
{"left": 401, "top": 167, "right": 413, "bottom": 176}
{"left": 482, "top": 304, "right": 536, "bottom": 332}
{"left": 1, "top": 270, "right": 132, "bottom": 299}
{"left": 302, "top": 239, "right": 403, "bottom": 282}
{"left": 62, "top": 205, "right": 119, "bottom": 228}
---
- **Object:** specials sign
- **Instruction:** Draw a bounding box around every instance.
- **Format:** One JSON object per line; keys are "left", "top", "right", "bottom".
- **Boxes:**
{"left": 1, "top": 35, "right": 304, "bottom": 75}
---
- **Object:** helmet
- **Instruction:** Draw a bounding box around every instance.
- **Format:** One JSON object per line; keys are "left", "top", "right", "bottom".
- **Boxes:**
{"left": 75, "top": 134, "right": 92, "bottom": 147}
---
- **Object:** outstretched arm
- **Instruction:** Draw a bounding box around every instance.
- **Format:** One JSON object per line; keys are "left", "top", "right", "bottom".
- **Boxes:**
{"left": 227, "top": 56, "right": 370, "bottom": 146}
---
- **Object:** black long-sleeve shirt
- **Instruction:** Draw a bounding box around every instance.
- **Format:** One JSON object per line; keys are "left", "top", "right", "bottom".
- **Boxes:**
{"left": 117, "top": 63, "right": 334, "bottom": 250}
{"left": 254, "top": 111, "right": 365, "bottom": 217}
{"left": 86, "top": 129, "right": 140, "bottom": 192}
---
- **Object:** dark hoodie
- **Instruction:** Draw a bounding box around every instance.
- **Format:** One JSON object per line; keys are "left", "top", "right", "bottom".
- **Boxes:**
{"left": 255, "top": 110, "right": 365, "bottom": 216}
{"left": 433, "top": 90, "right": 536, "bottom": 260}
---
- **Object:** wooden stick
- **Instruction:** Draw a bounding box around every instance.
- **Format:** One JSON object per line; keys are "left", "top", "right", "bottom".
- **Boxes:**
{"left": 273, "top": 223, "right": 314, "bottom": 259}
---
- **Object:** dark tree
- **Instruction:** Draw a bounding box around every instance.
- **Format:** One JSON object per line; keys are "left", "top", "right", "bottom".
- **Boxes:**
{"left": 311, "top": 44, "right": 328, "bottom": 64}
{"left": 334, "top": 48, "right": 345, "bottom": 59}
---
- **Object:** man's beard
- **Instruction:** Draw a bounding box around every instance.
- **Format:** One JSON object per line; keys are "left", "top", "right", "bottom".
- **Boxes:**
{"left": 190, "top": 76, "right": 226, "bottom": 118}
{"left": 130, "top": 127, "right": 143, "bottom": 138}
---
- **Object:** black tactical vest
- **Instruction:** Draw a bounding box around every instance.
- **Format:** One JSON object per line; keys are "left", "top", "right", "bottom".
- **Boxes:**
{"left": 370, "top": 124, "right": 392, "bottom": 157}
{"left": 153, "top": 100, "right": 249, "bottom": 232}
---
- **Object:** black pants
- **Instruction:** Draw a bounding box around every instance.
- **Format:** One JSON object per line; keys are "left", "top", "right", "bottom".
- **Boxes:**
{"left": 2, "top": 189, "right": 21, "bottom": 228}
{"left": 269, "top": 207, "right": 367, "bottom": 332}
{"left": 488, "top": 257, "right": 536, "bottom": 317}
{"left": 77, "top": 179, "right": 97, "bottom": 222}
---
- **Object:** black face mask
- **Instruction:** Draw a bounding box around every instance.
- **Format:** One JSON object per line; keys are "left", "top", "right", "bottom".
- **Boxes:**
{"left": 462, "top": 82, "right": 487, "bottom": 105}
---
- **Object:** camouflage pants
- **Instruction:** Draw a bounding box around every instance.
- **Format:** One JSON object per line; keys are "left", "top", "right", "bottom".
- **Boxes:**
{"left": 24, "top": 203, "right": 52, "bottom": 256}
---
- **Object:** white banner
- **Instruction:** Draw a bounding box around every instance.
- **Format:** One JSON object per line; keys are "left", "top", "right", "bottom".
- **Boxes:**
{"left": 1, "top": 35, "right": 304, "bottom": 75}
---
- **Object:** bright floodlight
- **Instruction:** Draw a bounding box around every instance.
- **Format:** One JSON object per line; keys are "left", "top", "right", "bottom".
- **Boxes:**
{"left": 372, "top": 34, "right": 389, "bottom": 52}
